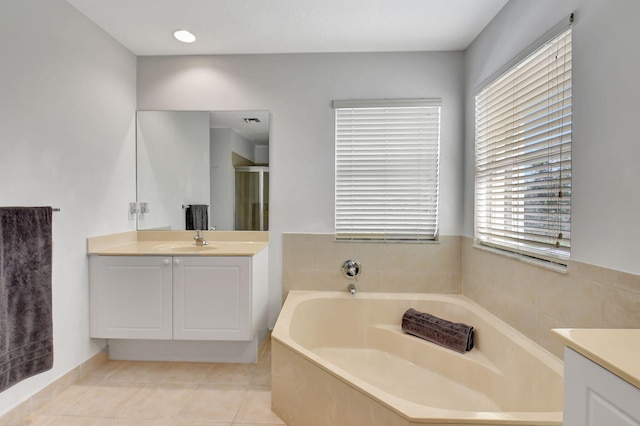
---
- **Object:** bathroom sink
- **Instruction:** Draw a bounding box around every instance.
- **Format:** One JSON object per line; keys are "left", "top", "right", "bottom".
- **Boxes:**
{"left": 165, "top": 245, "right": 218, "bottom": 252}
{"left": 152, "top": 242, "right": 218, "bottom": 252}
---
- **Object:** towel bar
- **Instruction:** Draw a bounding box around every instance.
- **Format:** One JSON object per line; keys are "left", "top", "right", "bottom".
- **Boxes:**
{"left": 182, "top": 204, "right": 209, "bottom": 209}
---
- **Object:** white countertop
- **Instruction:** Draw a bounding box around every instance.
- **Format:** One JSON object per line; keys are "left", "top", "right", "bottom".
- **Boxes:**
{"left": 553, "top": 328, "right": 640, "bottom": 388}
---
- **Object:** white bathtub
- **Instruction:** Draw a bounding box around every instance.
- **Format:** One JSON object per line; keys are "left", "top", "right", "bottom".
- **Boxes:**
{"left": 271, "top": 291, "right": 563, "bottom": 426}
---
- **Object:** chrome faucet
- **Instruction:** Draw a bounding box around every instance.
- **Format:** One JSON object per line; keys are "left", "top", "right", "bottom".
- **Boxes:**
{"left": 193, "top": 229, "right": 208, "bottom": 246}
{"left": 341, "top": 259, "right": 361, "bottom": 279}
{"left": 348, "top": 283, "right": 357, "bottom": 295}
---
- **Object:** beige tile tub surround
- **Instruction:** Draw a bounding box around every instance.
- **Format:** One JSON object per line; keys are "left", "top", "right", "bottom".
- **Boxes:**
{"left": 282, "top": 233, "right": 461, "bottom": 298}
{"left": 282, "top": 233, "right": 640, "bottom": 360}
{"left": 462, "top": 237, "right": 640, "bottom": 358}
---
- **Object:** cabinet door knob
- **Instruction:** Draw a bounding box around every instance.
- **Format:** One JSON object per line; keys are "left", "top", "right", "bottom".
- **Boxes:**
{"left": 174, "top": 259, "right": 181, "bottom": 265}
{"left": 163, "top": 259, "right": 170, "bottom": 265}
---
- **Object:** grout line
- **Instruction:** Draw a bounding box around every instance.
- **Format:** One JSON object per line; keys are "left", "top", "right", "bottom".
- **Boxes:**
{"left": 17, "top": 348, "right": 277, "bottom": 425}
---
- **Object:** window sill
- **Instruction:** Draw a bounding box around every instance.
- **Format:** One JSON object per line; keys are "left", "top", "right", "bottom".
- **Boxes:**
{"left": 335, "top": 238, "right": 440, "bottom": 245}
{"left": 472, "top": 243, "right": 568, "bottom": 274}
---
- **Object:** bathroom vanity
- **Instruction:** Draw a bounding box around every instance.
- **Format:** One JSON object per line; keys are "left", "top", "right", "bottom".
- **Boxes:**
{"left": 87, "top": 231, "right": 269, "bottom": 363}
{"left": 553, "top": 328, "right": 640, "bottom": 426}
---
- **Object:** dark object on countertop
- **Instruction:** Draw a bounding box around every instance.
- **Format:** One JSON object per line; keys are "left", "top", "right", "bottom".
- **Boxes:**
{"left": 185, "top": 204, "right": 208, "bottom": 231}
{"left": 402, "top": 308, "right": 474, "bottom": 354}
{"left": 0, "top": 207, "right": 53, "bottom": 392}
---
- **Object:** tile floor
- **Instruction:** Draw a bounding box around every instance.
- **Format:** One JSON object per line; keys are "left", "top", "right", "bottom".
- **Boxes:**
{"left": 19, "top": 342, "right": 285, "bottom": 426}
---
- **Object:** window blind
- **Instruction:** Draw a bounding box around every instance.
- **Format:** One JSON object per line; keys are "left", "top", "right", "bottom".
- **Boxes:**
{"left": 334, "top": 100, "right": 441, "bottom": 241}
{"left": 475, "top": 28, "right": 572, "bottom": 262}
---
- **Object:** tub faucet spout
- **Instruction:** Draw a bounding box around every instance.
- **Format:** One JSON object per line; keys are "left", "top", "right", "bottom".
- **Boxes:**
{"left": 347, "top": 283, "right": 357, "bottom": 295}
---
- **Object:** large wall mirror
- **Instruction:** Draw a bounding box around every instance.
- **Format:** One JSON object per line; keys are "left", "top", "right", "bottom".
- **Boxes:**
{"left": 136, "top": 110, "right": 270, "bottom": 231}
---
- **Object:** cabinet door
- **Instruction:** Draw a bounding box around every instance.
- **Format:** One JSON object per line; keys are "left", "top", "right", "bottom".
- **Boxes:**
{"left": 564, "top": 348, "right": 640, "bottom": 426}
{"left": 89, "top": 256, "right": 173, "bottom": 339}
{"left": 173, "top": 256, "right": 252, "bottom": 341}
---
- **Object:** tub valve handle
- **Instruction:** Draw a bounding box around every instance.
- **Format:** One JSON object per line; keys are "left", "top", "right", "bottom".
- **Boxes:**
{"left": 341, "top": 259, "right": 361, "bottom": 279}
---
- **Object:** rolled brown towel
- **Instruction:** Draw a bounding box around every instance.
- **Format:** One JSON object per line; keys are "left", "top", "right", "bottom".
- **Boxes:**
{"left": 401, "top": 308, "right": 474, "bottom": 354}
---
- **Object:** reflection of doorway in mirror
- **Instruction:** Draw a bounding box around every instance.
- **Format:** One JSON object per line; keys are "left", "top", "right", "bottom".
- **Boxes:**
{"left": 235, "top": 167, "right": 269, "bottom": 231}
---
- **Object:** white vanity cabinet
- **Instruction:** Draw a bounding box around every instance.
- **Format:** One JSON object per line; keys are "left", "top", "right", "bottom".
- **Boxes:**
{"left": 89, "top": 256, "right": 173, "bottom": 339}
{"left": 173, "top": 256, "right": 251, "bottom": 341}
{"left": 564, "top": 347, "right": 640, "bottom": 426}
{"left": 90, "top": 255, "right": 254, "bottom": 341}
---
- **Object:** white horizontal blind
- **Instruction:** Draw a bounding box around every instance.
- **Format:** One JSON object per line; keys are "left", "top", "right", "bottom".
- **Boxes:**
{"left": 335, "top": 100, "right": 441, "bottom": 241}
{"left": 475, "top": 28, "right": 572, "bottom": 262}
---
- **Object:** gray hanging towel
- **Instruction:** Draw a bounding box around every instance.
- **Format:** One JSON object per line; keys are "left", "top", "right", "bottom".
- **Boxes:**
{"left": 0, "top": 207, "right": 54, "bottom": 392}
{"left": 185, "top": 204, "right": 208, "bottom": 230}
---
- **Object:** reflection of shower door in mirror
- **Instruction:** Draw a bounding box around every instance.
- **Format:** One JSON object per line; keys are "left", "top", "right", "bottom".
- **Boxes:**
{"left": 235, "top": 167, "right": 269, "bottom": 231}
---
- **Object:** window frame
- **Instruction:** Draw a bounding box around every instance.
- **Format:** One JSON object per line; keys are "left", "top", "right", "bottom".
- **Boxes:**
{"left": 334, "top": 98, "right": 442, "bottom": 242}
{"left": 474, "top": 25, "right": 572, "bottom": 265}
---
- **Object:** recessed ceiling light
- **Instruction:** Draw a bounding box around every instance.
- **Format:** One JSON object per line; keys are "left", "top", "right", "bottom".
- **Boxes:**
{"left": 173, "top": 30, "right": 196, "bottom": 43}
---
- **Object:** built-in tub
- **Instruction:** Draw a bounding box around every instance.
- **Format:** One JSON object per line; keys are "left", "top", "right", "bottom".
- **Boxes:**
{"left": 272, "top": 291, "right": 563, "bottom": 426}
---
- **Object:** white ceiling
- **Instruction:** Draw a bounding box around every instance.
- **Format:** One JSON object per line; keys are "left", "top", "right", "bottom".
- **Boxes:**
{"left": 64, "top": 0, "right": 509, "bottom": 56}
{"left": 210, "top": 110, "right": 270, "bottom": 146}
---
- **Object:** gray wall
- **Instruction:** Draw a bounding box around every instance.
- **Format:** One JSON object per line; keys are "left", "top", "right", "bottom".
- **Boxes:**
{"left": 137, "top": 51, "right": 467, "bottom": 327}
{"left": 464, "top": 0, "right": 640, "bottom": 275}
{"left": 0, "top": 0, "right": 136, "bottom": 415}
